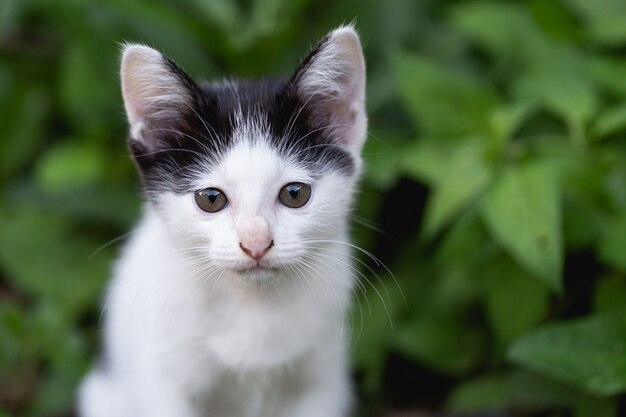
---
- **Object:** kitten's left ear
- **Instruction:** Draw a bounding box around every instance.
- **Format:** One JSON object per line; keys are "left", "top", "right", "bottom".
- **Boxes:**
{"left": 291, "top": 25, "right": 367, "bottom": 154}
{"left": 120, "top": 44, "right": 197, "bottom": 149}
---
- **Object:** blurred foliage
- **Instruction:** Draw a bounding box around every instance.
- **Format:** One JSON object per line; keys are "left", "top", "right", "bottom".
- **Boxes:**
{"left": 1, "top": 0, "right": 625, "bottom": 416}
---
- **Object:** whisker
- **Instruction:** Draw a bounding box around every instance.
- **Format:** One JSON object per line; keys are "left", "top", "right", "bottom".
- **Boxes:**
{"left": 301, "top": 250, "right": 370, "bottom": 309}
{"left": 143, "top": 127, "right": 212, "bottom": 154}
{"left": 298, "top": 253, "right": 365, "bottom": 340}
{"left": 303, "top": 238, "right": 408, "bottom": 312}
{"left": 183, "top": 102, "right": 221, "bottom": 146}
{"left": 288, "top": 123, "right": 351, "bottom": 153}
{"left": 90, "top": 231, "right": 136, "bottom": 260}
{"left": 131, "top": 146, "right": 208, "bottom": 160}
{"left": 352, "top": 215, "right": 389, "bottom": 236}
{"left": 294, "top": 257, "right": 346, "bottom": 337}
{"left": 302, "top": 250, "right": 391, "bottom": 329}
{"left": 313, "top": 246, "right": 393, "bottom": 309}
{"left": 281, "top": 84, "right": 325, "bottom": 149}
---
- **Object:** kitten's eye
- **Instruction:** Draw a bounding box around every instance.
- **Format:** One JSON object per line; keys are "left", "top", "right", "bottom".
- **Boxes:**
{"left": 195, "top": 188, "right": 228, "bottom": 213}
{"left": 278, "top": 182, "right": 311, "bottom": 208}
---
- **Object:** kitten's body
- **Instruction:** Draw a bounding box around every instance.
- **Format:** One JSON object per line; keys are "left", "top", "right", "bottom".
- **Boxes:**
{"left": 79, "top": 27, "right": 366, "bottom": 417}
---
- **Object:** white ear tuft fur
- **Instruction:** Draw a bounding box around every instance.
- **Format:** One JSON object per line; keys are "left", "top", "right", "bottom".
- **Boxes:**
{"left": 294, "top": 25, "right": 367, "bottom": 153}
{"left": 120, "top": 44, "right": 193, "bottom": 142}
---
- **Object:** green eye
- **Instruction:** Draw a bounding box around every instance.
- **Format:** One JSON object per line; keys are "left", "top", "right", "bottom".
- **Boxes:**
{"left": 278, "top": 182, "right": 311, "bottom": 208}
{"left": 195, "top": 188, "right": 228, "bottom": 213}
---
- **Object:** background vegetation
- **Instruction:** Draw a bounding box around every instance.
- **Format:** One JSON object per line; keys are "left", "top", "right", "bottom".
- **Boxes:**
{"left": 1, "top": 0, "right": 625, "bottom": 416}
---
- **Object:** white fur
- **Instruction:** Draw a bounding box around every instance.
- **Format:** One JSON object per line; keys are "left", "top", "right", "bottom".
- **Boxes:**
{"left": 79, "top": 142, "right": 359, "bottom": 417}
{"left": 79, "top": 26, "right": 366, "bottom": 417}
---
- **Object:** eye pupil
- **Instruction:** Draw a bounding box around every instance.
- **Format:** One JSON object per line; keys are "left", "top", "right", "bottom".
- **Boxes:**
{"left": 288, "top": 187, "right": 299, "bottom": 199}
{"left": 279, "top": 182, "right": 311, "bottom": 208}
{"left": 195, "top": 188, "right": 227, "bottom": 213}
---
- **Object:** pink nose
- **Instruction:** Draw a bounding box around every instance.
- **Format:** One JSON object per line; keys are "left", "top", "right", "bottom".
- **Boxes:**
{"left": 239, "top": 239, "right": 274, "bottom": 261}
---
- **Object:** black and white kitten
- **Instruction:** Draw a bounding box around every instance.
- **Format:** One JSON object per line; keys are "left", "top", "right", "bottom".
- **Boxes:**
{"left": 78, "top": 26, "right": 367, "bottom": 417}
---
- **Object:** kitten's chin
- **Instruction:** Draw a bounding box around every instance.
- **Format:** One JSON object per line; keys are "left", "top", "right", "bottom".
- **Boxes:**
{"left": 234, "top": 265, "right": 280, "bottom": 282}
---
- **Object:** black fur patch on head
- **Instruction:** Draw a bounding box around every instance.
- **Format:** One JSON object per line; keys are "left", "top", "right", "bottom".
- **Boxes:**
{"left": 130, "top": 49, "right": 356, "bottom": 200}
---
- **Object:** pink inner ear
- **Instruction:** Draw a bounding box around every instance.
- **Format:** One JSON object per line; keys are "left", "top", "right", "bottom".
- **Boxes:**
{"left": 120, "top": 44, "right": 194, "bottom": 130}
{"left": 122, "top": 91, "right": 144, "bottom": 126}
{"left": 294, "top": 29, "right": 365, "bottom": 113}
{"left": 345, "top": 73, "right": 365, "bottom": 105}
{"left": 292, "top": 28, "right": 367, "bottom": 152}
{"left": 293, "top": 27, "right": 365, "bottom": 101}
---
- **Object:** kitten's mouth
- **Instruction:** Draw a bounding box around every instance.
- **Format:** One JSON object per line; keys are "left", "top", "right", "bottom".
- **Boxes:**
{"left": 234, "top": 264, "right": 279, "bottom": 280}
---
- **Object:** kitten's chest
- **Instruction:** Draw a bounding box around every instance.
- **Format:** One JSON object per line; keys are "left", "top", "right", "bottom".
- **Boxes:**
{"left": 191, "top": 284, "right": 336, "bottom": 370}
{"left": 159, "top": 314, "right": 305, "bottom": 407}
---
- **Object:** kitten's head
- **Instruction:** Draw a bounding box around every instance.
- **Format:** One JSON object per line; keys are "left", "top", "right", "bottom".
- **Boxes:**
{"left": 120, "top": 26, "right": 366, "bottom": 281}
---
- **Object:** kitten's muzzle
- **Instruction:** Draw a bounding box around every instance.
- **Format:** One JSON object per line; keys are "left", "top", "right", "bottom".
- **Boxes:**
{"left": 239, "top": 239, "right": 274, "bottom": 261}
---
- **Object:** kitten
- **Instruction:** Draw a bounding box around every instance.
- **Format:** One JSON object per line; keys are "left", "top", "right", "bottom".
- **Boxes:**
{"left": 78, "top": 25, "right": 367, "bottom": 417}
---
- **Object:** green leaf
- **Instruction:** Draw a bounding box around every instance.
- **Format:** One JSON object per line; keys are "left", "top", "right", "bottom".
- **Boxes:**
{"left": 594, "top": 276, "right": 626, "bottom": 314}
{"left": 435, "top": 212, "right": 489, "bottom": 271}
{"left": 480, "top": 161, "right": 563, "bottom": 291}
{"left": 107, "top": 0, "right": 220, "bottom": 72}
{"left": 507, "top": 370, "right": 581, "bottom": 409}
{"left": 509, "top": 313, "right": 626, "bottom": 396}
{"left": 450, "top": 1, "right": 542, "bottom": 60}
{"left": 0, "top": 83, "right": 49, "bottom": 181}
{"left": 350, "top": 279, "right": 402, "bottom": 392}
{"left": 507, "top": 370, "right": 617, "bottom": 415}
{"left": 590, "top": 56, "right": 626, "bottom": 97}
{"left": 35, "top": 141, "right": 106, "bottom": 193}
{"left": 186, "top": 0, "right": 242, "bottom": 32}
{"left": 430, "top": 215, "right": 490, "bottom": 309}
{"left": 562, "top": 196, "right": 601, "bottom": 250}
{"left": 528, "top": 0, "right": 581, "bottom": 41}
{"left": 0, "top": 208, "right": 110, "bottom": 317}
{"left": 602, "top": 156, "right": 626, "bottom": 212}
{"left": 564, "top": 0, "right": 626, "bottom": 45}
{"left": 591, "top": 103, "right": 626, "bottom": 139}
{"left": 575, "top": 396, "right": 618, "bottom": 417}
{"left": 513, "top": 45, "right": 597, "bottom": 131}
{"left": 57, "top": 39, "right": 120, "bottom": 129}
{"left": 394, "top": 312, "right": 482, "bottom": 375}
{"left": 489, "top": 102, "right": 535, "bottom": 147}
{"left": 27, "top": 349, "right": 88, "bottom": 417}
{"left": 0, "top": 0, "right": 19, "bottom": 29}
{"left": 422, "top": 141, "right": 492, "bottom": 236}
{"left": 401, "top": 140, "right": 453, "bottom": 185}
{"left": 248, "top": 0, "right": 307, "bottom": 44}
{"left": 0, "top": 303, "right": 24, "bottom": 373}
{"left": 599, "top": 212, "right": 626, "bottom": 271}
{"left": 447, "top": 374, "right": 508, "bottom": 412}
{"left": 393, "top": 52, "right": 498, "bottom": 138}
{"left": 362, "top": 133, "right": 401, "bottom": 189}
{"left": 483, "top": 256, "right": 550, "bottom": 349}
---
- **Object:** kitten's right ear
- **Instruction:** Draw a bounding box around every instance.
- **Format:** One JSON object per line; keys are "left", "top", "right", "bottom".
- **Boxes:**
{"left": 120, "top": 44, "right": 196, "bottom": 147}
{"left": 290, "top": 26, "right": 367, "bottom": 154}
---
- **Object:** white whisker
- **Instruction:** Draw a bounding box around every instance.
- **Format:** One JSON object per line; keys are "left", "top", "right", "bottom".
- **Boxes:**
{"left": 303, "top": 238, "right": 408, "bottom": 311}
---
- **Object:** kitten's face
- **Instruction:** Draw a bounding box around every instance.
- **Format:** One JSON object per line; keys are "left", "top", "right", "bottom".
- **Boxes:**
{"left": 159, "top": 140, "right": 356, "bottom": 281}
{"left": 120, "top": 27, "right": 366, "bottom": 281}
